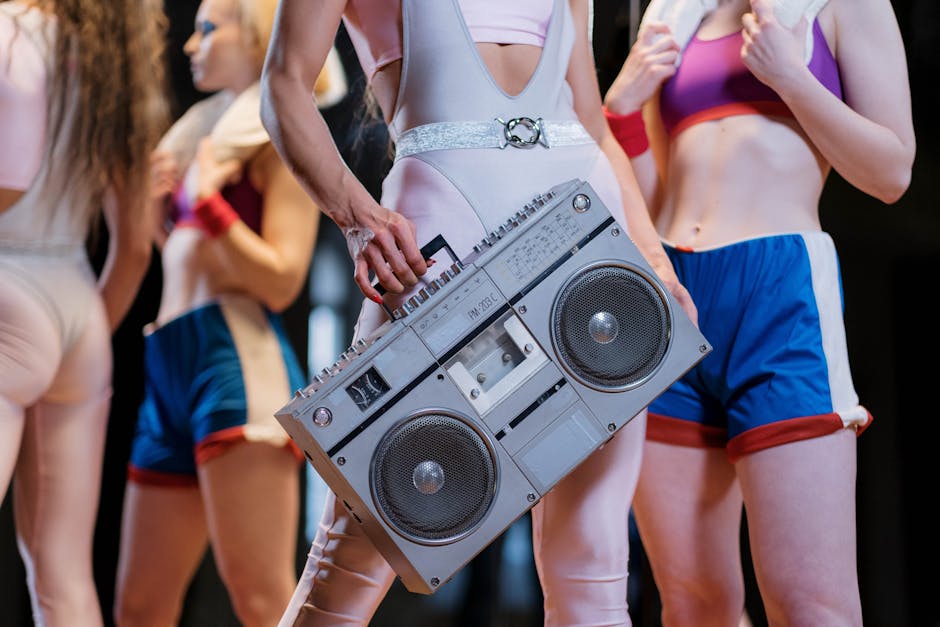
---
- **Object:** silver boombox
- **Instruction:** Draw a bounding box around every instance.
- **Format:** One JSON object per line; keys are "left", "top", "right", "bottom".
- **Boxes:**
{"left": 275, "top": 179, "right": 711, "bottom": 594}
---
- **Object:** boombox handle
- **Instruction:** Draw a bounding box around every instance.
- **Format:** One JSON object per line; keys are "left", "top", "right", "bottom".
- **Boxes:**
{"left": 372, "top": 234, "right": 459, "bottom": 318}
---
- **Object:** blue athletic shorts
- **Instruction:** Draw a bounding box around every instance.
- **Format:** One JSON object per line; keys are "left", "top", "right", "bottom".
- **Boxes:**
{"left": 128, "top": 296, "right": 306, "bottom": 485}
{"left": 648, "top": 232, "right": 871, "bottom": 462}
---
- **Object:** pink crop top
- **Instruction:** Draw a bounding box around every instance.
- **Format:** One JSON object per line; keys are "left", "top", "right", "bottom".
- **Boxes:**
{"left": 343, "top": 0, "right": 553, "bottom": 81}
{"left": 659, "top": 18, "right": 843, "bottom": 138}
{"left": 0, "top": 2, "right": 48, "bottom": 190}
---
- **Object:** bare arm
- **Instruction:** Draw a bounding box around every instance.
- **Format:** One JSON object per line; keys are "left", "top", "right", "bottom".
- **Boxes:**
{"left": 260, "top": 0, "right": 427, "bottom": 301}
{"left": 98, "top": 188, "right": 154, "bottom": 331}
{"left": 197, "top": 145, "right": 320, "bottom": 312}
{"left": 742, "top": 0, "right": 915, "bottom": 203}
{"left": 567, "top": 0, "right": 696, "bottom": 323}
{"left": 602, "top": 21, "right": 679, "bottom": 213}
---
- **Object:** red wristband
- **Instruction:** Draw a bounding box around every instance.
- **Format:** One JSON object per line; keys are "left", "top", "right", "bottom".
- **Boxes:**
{"left": 603, "top": 106, "right": 650, "bottom": 158}
{"left": 192, "top": 190, "right": 239, "bottom": 238}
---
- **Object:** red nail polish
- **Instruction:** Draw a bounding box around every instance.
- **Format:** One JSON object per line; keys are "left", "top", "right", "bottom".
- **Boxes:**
{"left": 370, "top": 294, "right": 384, "bottom": 304}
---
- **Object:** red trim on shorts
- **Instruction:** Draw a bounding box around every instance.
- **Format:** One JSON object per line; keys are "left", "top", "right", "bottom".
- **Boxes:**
{"left": 670, "top": 101, "right": 794, "bottom": 139}
{"left": 195, "top": 426, "right": 305, "bottom": 466}
{"left": 647, "top": 412, "right": 727, "bottom": 448}
{"left": 727, "top": 410, "right": 874, "bottom": 463}
{"left": 126, "top": 465, "right": 198, "bottom": 487}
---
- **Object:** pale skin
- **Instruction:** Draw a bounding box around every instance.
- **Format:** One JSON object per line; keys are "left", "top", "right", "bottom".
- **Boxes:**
{"left": 0, "top": 0, "right": 152, "bottom": 332}
{"left": 604, "top": 0, "right": 914, "bottom": 625}
{"left": 260, "top": 0, "right": 696, "bottom": 322}
{"left": 113, "top": 0, "right": 318, "bottom": 625}
{"left": 1, "top": 2, "right": 152, "bottom": 624}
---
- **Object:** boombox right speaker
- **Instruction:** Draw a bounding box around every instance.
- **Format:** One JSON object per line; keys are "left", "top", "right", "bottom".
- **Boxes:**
{"left": 276, "top": 179, "right": 712, "bottom": 594}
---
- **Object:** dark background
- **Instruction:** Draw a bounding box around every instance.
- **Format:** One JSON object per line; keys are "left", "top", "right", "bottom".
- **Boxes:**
{"left": 1, "top": 1, "right": 937, "bottom": 625}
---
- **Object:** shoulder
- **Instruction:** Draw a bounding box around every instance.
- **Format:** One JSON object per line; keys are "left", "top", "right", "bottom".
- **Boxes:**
{"left": 247, "top": 142, "right": 283, "bottom": 191}
{"left": 0, "top": 2, "right": 51, "bottom": 64}
{"left": 827, "top": 0, "right": 900, "bottom": 36}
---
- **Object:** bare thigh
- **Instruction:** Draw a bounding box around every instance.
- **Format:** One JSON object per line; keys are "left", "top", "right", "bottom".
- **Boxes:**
{"left": 13, "top": 299, "right": 112, "bottom": 625}
{"left": 633, "top": 440, "right": 744, "bottom": 612}
{"left": 199, "top": 441, "right": 300, "bottom": 620}
{"left": 737, "top": 430, "right": 862, "bottom": 626}
{"left": 114, "top": 482, "right": 209, "bottom": 626}
{"left": 0, "top": 272, "right": 63, "bottom": 493}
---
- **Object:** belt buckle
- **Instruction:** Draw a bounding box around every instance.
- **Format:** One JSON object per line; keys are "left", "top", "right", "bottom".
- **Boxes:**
{"left": 498, "top": 117, "right": 544, "bottom": 149}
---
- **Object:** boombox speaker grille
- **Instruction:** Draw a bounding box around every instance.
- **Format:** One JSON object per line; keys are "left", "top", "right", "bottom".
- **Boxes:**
{"left": 371, "top": 412, "right": 497, "bottom": 544}
{"left": 552, "top": 263, "right": 670, "bottom": 390}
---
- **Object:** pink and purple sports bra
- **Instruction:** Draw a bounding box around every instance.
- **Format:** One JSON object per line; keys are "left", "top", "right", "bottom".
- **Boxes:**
{"left": 659, "top": 19, "right": 842, "bottom": 138}
{"left": 343, "top": 0, "right": 553, "bottom": 81}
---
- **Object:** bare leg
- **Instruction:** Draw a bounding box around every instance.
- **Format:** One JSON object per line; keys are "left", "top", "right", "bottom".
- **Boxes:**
{"left": 0, "top": 274, "right": 61, "bottom": 501}
{"left": 738, "top": 430, "right": 862, "bottom": 627}
{"left": 199, "top": 442, "right": 300, "bottom": 627}
{"left": 532, "top": 412, "right": 646, "bottom": 627}
{"left": 13, "top": 300, "right": 111, "bottom": 627}
{"left": 632, "top": 440, "right": 745, "bottom": 627}
{"left": 113, "top": 482, "right": 209, "bottom": 627}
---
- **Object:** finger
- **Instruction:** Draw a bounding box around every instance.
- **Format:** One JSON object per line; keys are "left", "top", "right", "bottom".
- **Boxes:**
{"left": 741, "top": 11, "right": 759, "bottom": 35}
{"left": 370, "top": 228, "right": 419, "bottom": 287}
{"left": 647, "top": 32, "right": 680, "bottom": 53}
{"left": 675, "top": 286, "right": 698, "bottom": 328}
{"left": 748, "top": 0, "right": 773, "bottom": 24}
{"left": 363, "top": 244, "right": 405, "bottom": 294}
{"left": 388, "top": 218, "right": 429, "bottom": 278}
{"left": 353, "top": 258, "right": 386, "bottom": 304}
{"left": 639, "top": 21, "right": 672, "bottom": 44}
{"left": 379, "top": 241, "right": 420, "bottom": 288}
{"left": 648, "top": 50, "right": 680, "bottom": 69}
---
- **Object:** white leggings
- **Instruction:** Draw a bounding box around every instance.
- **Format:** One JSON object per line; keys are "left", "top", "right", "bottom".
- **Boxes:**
{"left": 280, "top": 299, "right": 646, "bottom": 627}
{"left": 0, "top": 255, "right": 112, "bottom": 627}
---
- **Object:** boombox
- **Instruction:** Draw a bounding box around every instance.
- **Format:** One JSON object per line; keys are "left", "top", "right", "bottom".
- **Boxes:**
{"left": 275, "top": 179, "right": 711, "bottom": 594}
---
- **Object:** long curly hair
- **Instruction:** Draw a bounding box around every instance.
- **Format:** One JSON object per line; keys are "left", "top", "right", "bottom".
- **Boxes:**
{"left": 34, "top": 0, "right": 169, "bottom": 227}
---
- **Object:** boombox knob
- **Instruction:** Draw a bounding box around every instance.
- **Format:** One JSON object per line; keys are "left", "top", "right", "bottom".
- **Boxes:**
{"left": 572, "top": 193, "right": 591, "bottom": 212}
{"left": 313, "top": 407, "right": 333, "bottom": 427}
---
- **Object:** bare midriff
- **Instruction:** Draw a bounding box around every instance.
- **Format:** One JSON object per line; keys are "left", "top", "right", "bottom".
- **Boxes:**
{"left": 656, "top": 113, "right": 828, "bottom": 249}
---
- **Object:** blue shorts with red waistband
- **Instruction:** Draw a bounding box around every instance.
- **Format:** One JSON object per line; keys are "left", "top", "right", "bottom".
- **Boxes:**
{"left": 128, "top": 297, "right": 306, "bottom": 486}
{"left": 648, "top": 232, "right": 871, "bottom": 462}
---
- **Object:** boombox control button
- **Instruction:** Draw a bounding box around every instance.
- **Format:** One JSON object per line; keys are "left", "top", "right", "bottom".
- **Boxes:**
{"left": 392, "top": 307, "right": 407, "bottom": 320}
{"left": 313, "top": 407, "right": 332, "bottom": 427}
{"left": 572, "top": 193, "right": 591, "bottom": 212}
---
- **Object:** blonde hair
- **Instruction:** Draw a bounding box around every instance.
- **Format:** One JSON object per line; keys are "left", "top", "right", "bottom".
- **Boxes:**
{"left": 234, "top": 0, "right": 341, "bottom": 101}
{"left": 235, "top": 0, "right": 276, "bottom": 69}
{"left": 30, "top": 0, "right": 168, "bottom": 227}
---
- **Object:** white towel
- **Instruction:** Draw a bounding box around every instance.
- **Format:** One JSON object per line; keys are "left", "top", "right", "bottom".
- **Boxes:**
{"left": 639, "top": 0, "right": 829, "bottom": 65}
{"left": 157, "top": 46, "right": 348, "bottom": 171}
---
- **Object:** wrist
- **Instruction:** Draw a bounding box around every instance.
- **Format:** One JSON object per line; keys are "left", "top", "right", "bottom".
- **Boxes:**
{"left": 193, "top": 190, "right": 239, "bottom": 238}
{"left": 603, "top": 106, "right": 650, "bottom": 158}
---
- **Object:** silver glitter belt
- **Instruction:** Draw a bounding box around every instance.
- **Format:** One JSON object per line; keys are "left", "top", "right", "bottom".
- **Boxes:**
{"left": 0, "top": 238, "right": 85, "bottom": 257}
{"left": 394, "top": 117, "right": 595, "bottom": 161}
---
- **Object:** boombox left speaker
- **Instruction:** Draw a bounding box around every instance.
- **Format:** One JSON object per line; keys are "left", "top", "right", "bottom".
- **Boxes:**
{"left": 276, "top": 179, "right": 711, "bottom": 594}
